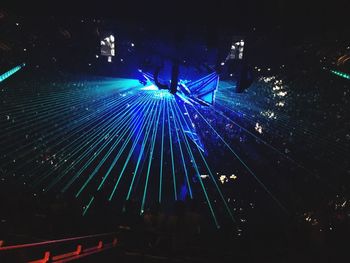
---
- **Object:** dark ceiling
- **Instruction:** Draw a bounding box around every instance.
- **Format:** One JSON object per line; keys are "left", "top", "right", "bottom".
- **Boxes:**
{"left": 3, "top": 0, "right": 350, "bottom": 32}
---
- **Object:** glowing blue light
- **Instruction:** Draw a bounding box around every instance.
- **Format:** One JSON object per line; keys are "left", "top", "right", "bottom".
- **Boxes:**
{"left": 155, "top": 90, "right": 173, "bottom": 99}
{"left": 0, "top": 64, "right": 25, "bottom": 83}
{"left": 140, "top": 85, "right": 173, "bottom": 99}
{"left": 3, "top": 74, "right": 278, "bottom": 226}
{"left": 140, "top": 85, "right": 158, "bottom": 91}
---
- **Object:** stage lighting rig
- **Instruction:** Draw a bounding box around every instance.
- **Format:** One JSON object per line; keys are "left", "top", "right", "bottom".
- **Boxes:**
{"left": 138, "top": 68, "right": 218, "bottom": 106}
{"left": 100, "top": 34, "right": 115, "bottom": 62}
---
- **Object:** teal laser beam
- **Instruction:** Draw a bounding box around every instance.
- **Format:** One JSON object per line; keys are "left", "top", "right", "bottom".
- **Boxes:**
{"left": 125, "top": 99, "right": 160, "bottom": 200}
{"left": 159, "top": 98, "right": 166, "bottom": 203}
{"left": 98, "top": 99, "right": 156, "bottom": 196}
{"left": 103, "top": 98, "right": 158, "bottom": 196}
{"left": 169, "top": 100, "right": 193, "bottom": 199}
{"left": 169, "top": 99, "right": 219, "bottom": 228}
{"left": 167, "top": 98, "right": 177, "bottom": 200}
{"left": 172, "top": 101, "right": 235, "bottom": 223}
{"left": 141, "top": 97, "right": 163, "bottom": 212}
{"left": 0, "top": 63, "right": 25, "bottom": 83}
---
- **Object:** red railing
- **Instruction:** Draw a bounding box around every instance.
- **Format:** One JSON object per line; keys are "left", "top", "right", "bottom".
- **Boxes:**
{"left": 0, "top": 232, "right": 117, "bottom": 263}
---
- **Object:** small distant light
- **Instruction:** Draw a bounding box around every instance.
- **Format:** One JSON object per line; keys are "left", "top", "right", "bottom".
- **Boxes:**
{"left": 257, "top": 68, "right": 261, "bottom": 72}
{"left": 16, "top": 23, "right": 19, "bottom": 26}
{"left": 95, "top": 54, "right": 99, "bottom": 58}
{"left": 255, "top": 122, "right": 263, "bottom": 134}
{"left": 230, "top": 73, "right": 233, "bottom": 77}
{"left": 108, "top": 56, "right": 112, "bottom": 63}
{"left": 131, "top": 43, "right": 135, "bottom": 47}
{"left": 120, "top": 58, "right": 123, "bottom": 62}
{"left": 88, "top": 63, "right": 91, "bottom": 66}
{"left": 230, "top": 174, "right": 237, "bottom": 180}
{"left": 277, "top": 91, "right": 287, "bottom": 97}
{"left": 220, "top": 62, "right": 225, "bottom": 66}
{"left": 267, "top": 68, "right": 271, "bottom": 71}
{"left": 23, "top": 48, "right": 27, "bottom": 52}
{"left": 219, "top": 175, "right": 228, "bottom": 184}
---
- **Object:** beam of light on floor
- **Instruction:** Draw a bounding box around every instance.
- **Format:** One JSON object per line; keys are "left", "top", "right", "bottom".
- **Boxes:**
{"left": 169, "top": 99, "right": 219, "bottom": 228}
{"left": 107, "top": 99, "right": 157, "bottom": 200}
{"left": 170, "top": 101, "right": 193, "bottom": 199}
{"left": 70, "top": 96, "right": 153, "bottom": 195}
{"left": 159, "top": 98, "right": 166, "bottom": 203}
{"left": 39, "top": 93, "right": 150, "bottom": 191}
{"left": 141, "top": 98, "right": 163, "bottom": 213}
{"left": 1, "top": 76, "right": 247, "bottom": 224}
{"left": 126, "top": 99, "right": 160, "bottom": 200}
{"left": 167, "top": 98, "right": 178, "bottom": 201}
{"left": 172, "top": 101, "right": 236, "bottom": 223}
{"left": 13, "top": 93, "right": 139, "bottom": 179}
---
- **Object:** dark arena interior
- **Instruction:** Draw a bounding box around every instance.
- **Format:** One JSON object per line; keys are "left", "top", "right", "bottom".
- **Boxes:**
{"left": 0, "top": 1, "right": 349, "bottom": 262}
